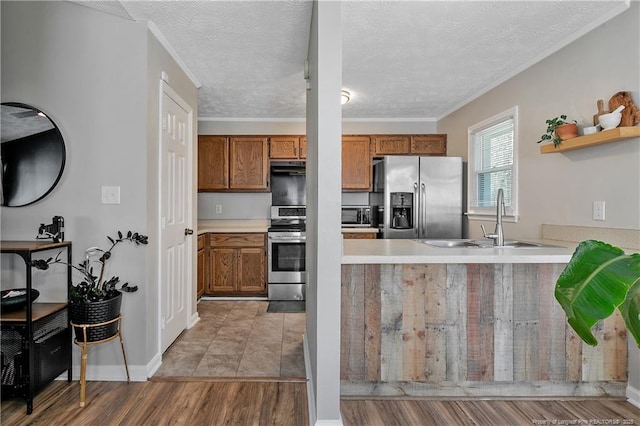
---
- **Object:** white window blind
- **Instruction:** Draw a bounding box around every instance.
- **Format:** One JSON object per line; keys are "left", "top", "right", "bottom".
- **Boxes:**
{"left": 468, "top": 107, "right": 518, "bottom": 220}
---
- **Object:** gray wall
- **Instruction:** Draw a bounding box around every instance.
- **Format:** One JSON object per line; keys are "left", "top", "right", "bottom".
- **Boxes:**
{"left": 438, "top": 3, "right": 640, "bottom": 240}
{"left": 305, "top": 2, "right": 343, "bottom": 423}
{"left": 1, "top": 1, "right": 198, "bottom": 378}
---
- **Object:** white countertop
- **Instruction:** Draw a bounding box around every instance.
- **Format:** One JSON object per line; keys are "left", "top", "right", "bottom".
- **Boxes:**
{"left": 342, "top": 238, "right": 575, "bottom": 264}
{"left": 198, "top": 219, "right": 269, "bottom": 234}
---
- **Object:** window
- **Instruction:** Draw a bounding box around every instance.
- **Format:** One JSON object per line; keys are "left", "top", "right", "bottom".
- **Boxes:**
{"left": 467, "top": 106, "right": 518, "bottom": 221}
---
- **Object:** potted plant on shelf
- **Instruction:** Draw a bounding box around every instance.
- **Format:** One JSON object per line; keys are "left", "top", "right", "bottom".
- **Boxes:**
{"left": 555, "top": 240, "right": 640, "bottom": 347}
{"left": 538, "top": 115, "right": 579, "bottom": 148}
{"left": 32, "top": 230, "right": 148, "bottom": 342}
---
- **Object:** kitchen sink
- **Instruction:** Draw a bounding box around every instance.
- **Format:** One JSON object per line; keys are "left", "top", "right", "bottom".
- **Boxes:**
{"left": 415, "top": 239, "right": 564, "bottom": 249}
{"left": 415, "top": 239, "right": 482, "bottom": 248}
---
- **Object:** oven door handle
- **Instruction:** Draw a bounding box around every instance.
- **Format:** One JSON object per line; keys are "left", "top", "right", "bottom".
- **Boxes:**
{"left": 268, "top": 236, "right": 306, "bottom": 241}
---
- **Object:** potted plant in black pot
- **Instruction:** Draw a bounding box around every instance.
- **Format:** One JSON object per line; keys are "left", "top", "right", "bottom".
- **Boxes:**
{"left": 32, "top": 230, "right": 148, "bottom": 342}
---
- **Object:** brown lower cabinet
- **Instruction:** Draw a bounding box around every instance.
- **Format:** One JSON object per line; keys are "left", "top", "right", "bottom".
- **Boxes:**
{"left": 197, "top": 234, "right": 207, "bottom": 298}
{"left": 207, "top": 233, "right": 267, "bottom": 296}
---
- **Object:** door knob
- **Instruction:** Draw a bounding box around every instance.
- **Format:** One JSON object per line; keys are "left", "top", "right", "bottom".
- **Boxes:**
{"left": 184, "top": 228, "right": 194, "bottom": 236}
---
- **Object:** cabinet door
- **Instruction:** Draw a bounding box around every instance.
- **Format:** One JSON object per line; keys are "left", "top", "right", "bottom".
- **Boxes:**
{"left": 209, "top": 248, "right": 236, "bottom": 292}
{"left": 299, "top": 136, "right": 307, "bottom": 159}
{"left": 237, "top": 247, "right": 266, "bottom": 293}
{"left": 342, "top": 136, "right": 372, "bottom": 191}
{"left": 229, "top": 137, "right": 269, "bottom": 190}
{"left": 372, "top": 135, "right": 410, "bottom": 155}
{"left": 410, "top": 135, "right": 447, "bottom": 155}
{"left": 270, "top": 136, "right": 300, "bottom": 159}
{"left": 197, "top": 248, "right": 206, "bottom": 297}
{"left": 197, "top": 235, "right": 207, "bottom": 297}
{"left": 198, "top": 136, "right": 229, "bottom": 190}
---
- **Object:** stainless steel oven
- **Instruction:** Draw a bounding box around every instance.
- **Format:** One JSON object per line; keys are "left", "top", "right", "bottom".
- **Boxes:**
{"left": 267, "top": 206, "right": 306, "bottom": 300}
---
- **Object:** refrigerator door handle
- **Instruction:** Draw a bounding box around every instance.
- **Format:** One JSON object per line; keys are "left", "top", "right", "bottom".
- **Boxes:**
{"left": 413, "top": 182, "right": 419, "bottom": 236}
{"left": 421, "top": 182, "right": 426, "bottom": 237}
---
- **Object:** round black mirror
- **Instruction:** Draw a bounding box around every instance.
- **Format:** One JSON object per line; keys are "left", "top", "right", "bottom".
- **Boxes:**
{"left": 1, "top": 103, "right": 66, "bottom": 207}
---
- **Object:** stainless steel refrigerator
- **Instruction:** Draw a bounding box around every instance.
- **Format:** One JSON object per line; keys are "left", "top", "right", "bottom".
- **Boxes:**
{"left": 373, "top": 156, "right": 463, "bottom": 239}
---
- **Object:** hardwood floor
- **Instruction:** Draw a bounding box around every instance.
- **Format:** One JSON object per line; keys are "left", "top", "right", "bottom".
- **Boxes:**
{"left": 3, "top": 300, "right": 640, "bottom": 425}
{"left": 1, "top": 379, "right": 308, "bottom": 425}
{"left": 3, "top": 379, "right": 640, "bottom": 425}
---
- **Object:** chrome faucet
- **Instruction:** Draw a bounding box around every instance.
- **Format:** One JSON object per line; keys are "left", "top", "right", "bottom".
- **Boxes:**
{"left": 481, "top": 188, "right": 505, "bottom": 246}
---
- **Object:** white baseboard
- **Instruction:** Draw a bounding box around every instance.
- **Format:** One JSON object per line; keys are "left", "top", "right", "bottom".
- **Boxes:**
{"left": 146, "top": 351, "right": 162, "bottom": 378}
{"left": 627, "top": 384, "right": 640, "bottom": 409}
{"left": 189, "top": 311, "right": 200, "bottom": 328}
{"left": 303, "top": 333, "right": 316, "bottom": 426}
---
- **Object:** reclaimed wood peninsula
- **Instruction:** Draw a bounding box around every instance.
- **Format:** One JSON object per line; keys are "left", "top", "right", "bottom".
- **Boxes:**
{"left": 341, "top": 239, "right": 628, "bottom": 398}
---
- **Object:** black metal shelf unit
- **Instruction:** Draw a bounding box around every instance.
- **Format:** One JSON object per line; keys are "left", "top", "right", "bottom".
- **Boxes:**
{"left": 0, "top": 241, "right": 72, "bottom": 414}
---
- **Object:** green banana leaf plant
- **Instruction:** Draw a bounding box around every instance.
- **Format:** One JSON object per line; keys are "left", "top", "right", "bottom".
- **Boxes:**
{"left": 555, "top": 240, "right": 640, "bottom": 347}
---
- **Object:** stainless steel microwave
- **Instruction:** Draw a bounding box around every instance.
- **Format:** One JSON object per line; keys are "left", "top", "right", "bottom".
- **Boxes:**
{"left": 341, "top": 206, "right": 374, "bottom": 227}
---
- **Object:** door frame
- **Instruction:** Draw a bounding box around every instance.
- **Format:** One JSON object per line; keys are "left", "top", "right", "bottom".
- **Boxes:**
{"left": 157, "top": 78, "right": 195, "bottom": 356}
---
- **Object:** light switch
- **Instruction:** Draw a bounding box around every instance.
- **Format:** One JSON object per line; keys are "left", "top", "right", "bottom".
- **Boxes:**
{"left": 102, "top": 186, "right": 121, "bottom": 204}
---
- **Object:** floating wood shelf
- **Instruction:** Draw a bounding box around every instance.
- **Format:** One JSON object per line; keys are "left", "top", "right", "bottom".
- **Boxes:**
{"left": 539, "top": 126, "right": 640, "bottom": 154}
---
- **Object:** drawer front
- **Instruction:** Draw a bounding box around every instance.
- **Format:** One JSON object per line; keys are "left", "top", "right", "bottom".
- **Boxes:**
{"left": 210, "top": 233, "right": 265, "bottom": 248}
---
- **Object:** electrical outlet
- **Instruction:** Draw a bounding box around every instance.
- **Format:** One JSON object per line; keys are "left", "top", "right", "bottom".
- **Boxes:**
{"left": 101, "top": 186, "right": 121, "bottom": 204}
{"left": 215, "top": 204, "right": 223, "bottom": 214}
{"left": 593, "top": 201, "right": 605, "bottom": 221}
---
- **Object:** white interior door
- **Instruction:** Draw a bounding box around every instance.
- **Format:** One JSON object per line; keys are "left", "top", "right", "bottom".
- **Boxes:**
{"left": 160, "top": 82, "right": 191, "bottom": 352}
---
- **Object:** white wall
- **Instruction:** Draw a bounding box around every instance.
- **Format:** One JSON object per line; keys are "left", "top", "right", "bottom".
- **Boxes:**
{"left": 1, "top": 1, "right": 198, "bottom": 378}
{"left": 438, "top": 3, "right": 640, "bottom": 240}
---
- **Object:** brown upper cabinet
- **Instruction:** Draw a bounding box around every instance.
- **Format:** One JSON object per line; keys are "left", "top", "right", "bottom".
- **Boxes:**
{"left": 199, "top": 133, "right": 446, "bottom": 192}
{"left": 342, "top": 136, "right": 372, "bottom": 191}
{"left": 410, "top": 134, "right": 447, "bottom": 155}
{"left": 269, "top": 136, "right": 306, "bottom": 160}
{"left": 371, "top": 134, "right": 447, "bottom": 156}
{"left": 198, "top": 136, "right": 268, "bottom": 191}
{"left": 198, "top": 136, "right": 230, "bottom": 190}
{"left": 229, "top": 137, "right": 269, "bottom": 190}
{"left": 371, "top": 135, "right": 411, "bottom": 155}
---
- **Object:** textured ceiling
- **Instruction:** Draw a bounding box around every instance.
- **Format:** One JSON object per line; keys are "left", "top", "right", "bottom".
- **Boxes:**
{"left": 76, "top": 1, "right": 629, "bottom": 121}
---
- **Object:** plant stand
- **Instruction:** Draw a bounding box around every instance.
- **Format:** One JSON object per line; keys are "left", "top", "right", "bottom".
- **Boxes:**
{"left": 70, "top": 316, "right": 130, "bottom": 407}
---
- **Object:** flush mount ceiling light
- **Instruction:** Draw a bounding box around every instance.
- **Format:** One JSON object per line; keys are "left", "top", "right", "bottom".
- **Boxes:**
{"left": 341, "top": 90, "right": 351, "bottom": 105}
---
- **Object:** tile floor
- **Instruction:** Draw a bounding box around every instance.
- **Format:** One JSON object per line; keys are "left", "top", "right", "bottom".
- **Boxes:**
{"left": 154, "top": 300, "right": 306, "bottom": 378}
